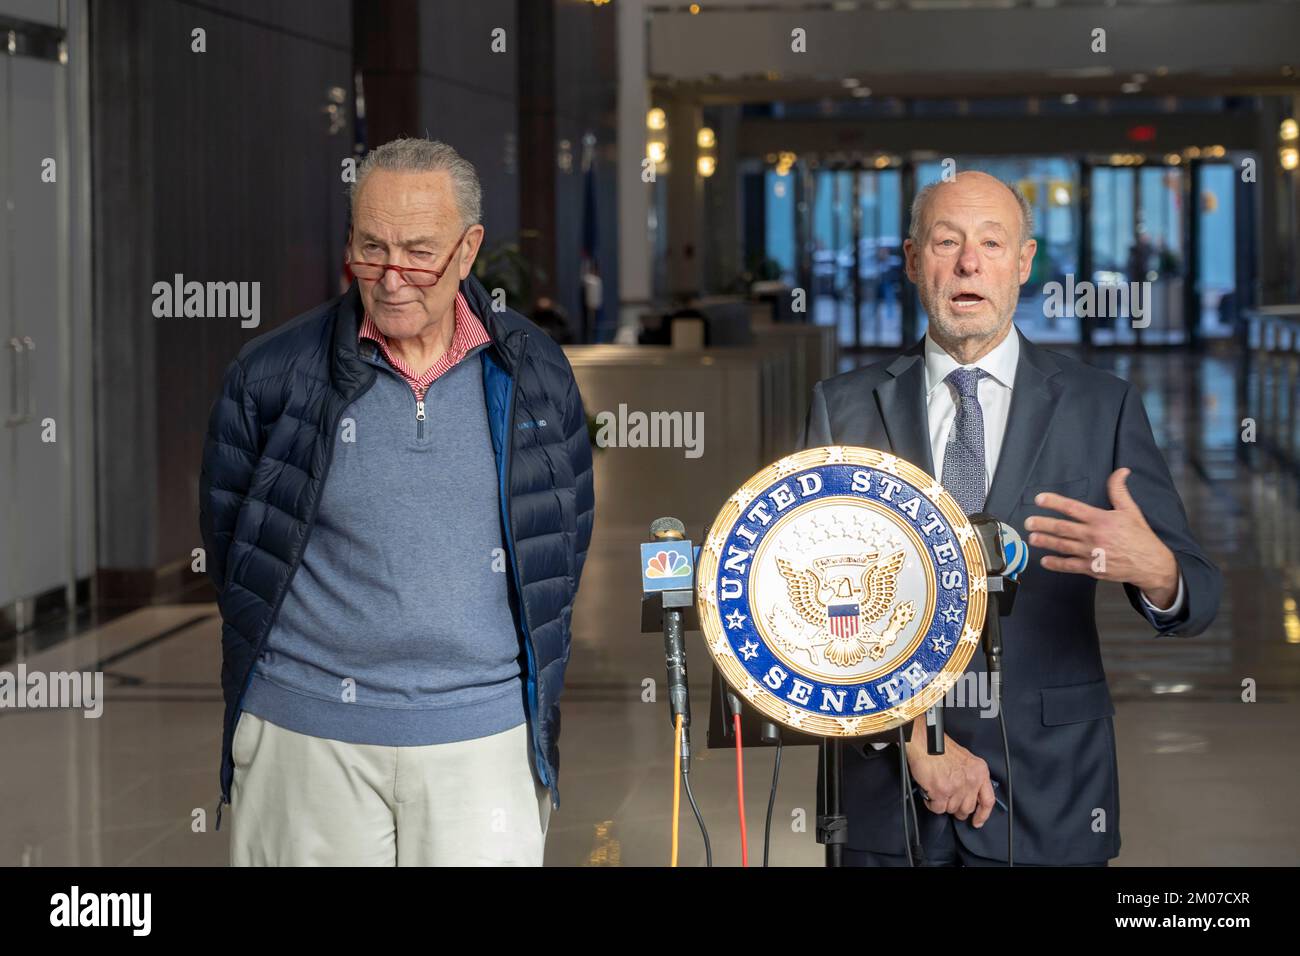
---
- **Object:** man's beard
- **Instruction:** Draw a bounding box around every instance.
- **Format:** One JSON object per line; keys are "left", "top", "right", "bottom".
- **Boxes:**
{"left": 920, "top": 284, "right": 1013, "bottom": 345}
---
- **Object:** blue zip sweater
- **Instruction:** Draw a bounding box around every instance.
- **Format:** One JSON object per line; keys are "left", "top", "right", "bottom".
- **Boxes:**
{"left": 240, "top": 343, "right": 528, "bottom": 746}
{"left": 199, "top": 275, "right": 594, "bottom": 826}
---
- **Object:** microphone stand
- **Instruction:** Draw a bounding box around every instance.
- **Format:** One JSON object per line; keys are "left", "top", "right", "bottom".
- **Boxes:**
{"left": 819, "top": 722, "right": 915, "bottom": 867}
{"left": 969, "top": 513, "right": 1020, "bottom": 866}
{"left": 819, "top": 738, "right": 845, "bottom": 866}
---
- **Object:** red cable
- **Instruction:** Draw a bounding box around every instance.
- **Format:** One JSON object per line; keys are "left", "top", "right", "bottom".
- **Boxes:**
{"left": 733, "top": 713, "right": 749, "bottom": 867}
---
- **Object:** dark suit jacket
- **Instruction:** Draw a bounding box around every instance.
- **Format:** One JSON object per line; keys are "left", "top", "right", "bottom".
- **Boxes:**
{"left": 802, "top": 330, "right": 1220, "bottom": 864}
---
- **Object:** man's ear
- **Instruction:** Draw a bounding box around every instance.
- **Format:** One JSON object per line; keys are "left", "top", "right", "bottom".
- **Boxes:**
{"left": 460, "top": 224, "right": 486, "bottom": 279}
{"left": 903, "top": 238, "right": 919, "bottom": 283}
{"left": 1018, "top": 237, "right": 1038, "bottom": 284}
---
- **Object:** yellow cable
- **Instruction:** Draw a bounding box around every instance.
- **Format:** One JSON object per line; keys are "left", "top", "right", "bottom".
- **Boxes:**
{"left": 671, "top": 713, "right": 683, "bottom": 867}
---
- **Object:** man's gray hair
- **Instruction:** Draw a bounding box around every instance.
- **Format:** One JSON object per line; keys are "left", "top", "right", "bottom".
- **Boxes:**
{"left": 349, "top": 137, "right": 483, "bottom": 227}
{"left": 908, "top": 175, "right": 1034, "bottom": 246}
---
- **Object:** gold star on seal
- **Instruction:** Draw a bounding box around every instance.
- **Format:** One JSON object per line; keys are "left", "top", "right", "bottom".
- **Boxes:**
{"left": 729, "top": 487, "right": 756, "bottom": 509}
{"left": 773, "top": 456, "right": 799, "bottom": 477}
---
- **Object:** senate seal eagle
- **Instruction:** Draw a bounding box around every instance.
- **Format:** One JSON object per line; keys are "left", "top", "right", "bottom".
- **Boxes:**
{"left": 774, "top": 550, "right": 917, "bottom": 667}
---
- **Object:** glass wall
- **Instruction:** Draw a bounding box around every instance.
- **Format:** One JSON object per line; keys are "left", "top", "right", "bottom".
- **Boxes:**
{"left": 758, "top": 154, "right": 1249, "bottom": 349}
{"left": 807, "top": 168, "right": 904, "bottom": 348}
{"left": 810, "top": 170, "right": 855, "bottom": 346}
{"left": 1198, "top": 163, "right": 1237, "bottom": 339}
{"left": 1091, "top": 165, "right": 1186, "bottom": 345}
{"left": 765, "top": 168, "right": 797, "bottom": 285}
{"left": 858, "top": 170, "right": 904, "bottom": 347}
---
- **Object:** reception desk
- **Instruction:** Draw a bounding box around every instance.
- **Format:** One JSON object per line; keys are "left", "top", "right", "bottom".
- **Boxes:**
{"left": 563, "top": 324, "right": 836, "bottom": 537}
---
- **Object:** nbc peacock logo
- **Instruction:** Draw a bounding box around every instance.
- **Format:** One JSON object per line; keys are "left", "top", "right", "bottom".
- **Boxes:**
{"left": 645, "top": 550, "right": 691, "bottom": 579}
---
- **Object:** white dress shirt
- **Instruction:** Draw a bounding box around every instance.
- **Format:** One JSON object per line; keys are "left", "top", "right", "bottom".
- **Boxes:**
{"left": 923, "top": 329, "right": 1184, "bottom": 619}
{"left": 925, "top": 328, "right": 1019, "bottom": 487}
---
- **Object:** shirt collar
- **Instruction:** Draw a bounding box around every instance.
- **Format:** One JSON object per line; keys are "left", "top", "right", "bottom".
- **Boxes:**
{"left": 358, "top": 289, "right": 488, "bottom": 358}
{"left": 924, "top": 325, "right": 1020, "bottom": 396}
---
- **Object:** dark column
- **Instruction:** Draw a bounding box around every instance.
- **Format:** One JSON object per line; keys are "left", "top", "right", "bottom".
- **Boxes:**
{"left": 1078, "top": 159, "right": 1095, "bottom": 353}
{"left": 1235, "top": 153, "right": 1259, "bottom": 344}
{"left": 795, "top": 163, "right": 813, "bottom": 315}
{"left": 352, "top": 0, "right": 419, "bottom": 145}
{"left": 665, "top": 92, "right": 703, "bottom": 300}
{"left": 851, "top": 170, "right": 863, "bottom": 349}
{"left": 517, "top": 0, "right": 557, "bottom": 306}
{"left": 900, "top": 160, "right": 917, "bottom": 345}
{"left": 741, "top": 167, "right": 766, "bottom": 279}
{"left": 1133, "top": 168, "right": 1144, "bottom": 350}
{"left": 1184, "top": 159, "right": 1203, "bottom": 350}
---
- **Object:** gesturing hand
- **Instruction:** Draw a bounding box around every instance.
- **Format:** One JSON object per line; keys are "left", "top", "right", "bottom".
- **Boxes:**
{"left": 1024, "top": 467, "right": 1179, "bottom": 608}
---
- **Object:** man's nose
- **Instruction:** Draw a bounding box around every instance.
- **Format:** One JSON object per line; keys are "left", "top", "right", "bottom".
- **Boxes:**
{"left": 380, "top": 266, "right": 407, "bottom": 293}
{"left": 955, "top": 242, "right": 982, "bottom": 274}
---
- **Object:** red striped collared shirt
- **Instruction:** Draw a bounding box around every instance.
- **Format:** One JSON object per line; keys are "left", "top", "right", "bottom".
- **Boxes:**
{"left": 358, "top": 290, "right": 491, "bottom": 399}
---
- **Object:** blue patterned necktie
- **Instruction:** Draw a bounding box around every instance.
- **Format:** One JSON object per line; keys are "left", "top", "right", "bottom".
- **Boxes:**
{"left": 941, "top": 367, "right": 988, "bottom": 515}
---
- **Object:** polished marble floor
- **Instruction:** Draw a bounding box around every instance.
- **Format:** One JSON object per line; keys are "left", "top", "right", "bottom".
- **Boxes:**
{"left": 1, "top": 349, "right": 1296, "bottom": 866}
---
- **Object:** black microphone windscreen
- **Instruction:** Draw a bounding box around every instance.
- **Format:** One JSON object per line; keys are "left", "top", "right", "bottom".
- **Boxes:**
{"left": 650, "top": 516, "right": 687, "bottom": 541}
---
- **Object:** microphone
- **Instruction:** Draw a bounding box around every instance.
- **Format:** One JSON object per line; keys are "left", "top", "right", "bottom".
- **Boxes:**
{"left": 966, "top": 514, "right": 1025, "bottom": 701}
{"left": 999, "top": 523, "right": 1028, "bottom": 581}
{"left": 923, "top": 519, "right": 1024, "bottom": 756}
{"left": 647, "top": 517, "right": 693, "bottom": 765}
{"left": 968, "top": 515, "right": 1027, "bottom": 582}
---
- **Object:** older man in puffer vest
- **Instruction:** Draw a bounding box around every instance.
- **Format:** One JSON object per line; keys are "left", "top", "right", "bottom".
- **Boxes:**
{"left": 199, "top": 138, "right": 594, "bottom": 866}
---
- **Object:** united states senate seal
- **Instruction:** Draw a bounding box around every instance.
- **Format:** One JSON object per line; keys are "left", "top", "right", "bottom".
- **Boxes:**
{"left": 696, "top": 446, "right": 987, "bottom": 737}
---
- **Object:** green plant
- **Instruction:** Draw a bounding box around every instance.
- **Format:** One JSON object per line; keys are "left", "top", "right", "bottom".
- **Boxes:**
{"left": 472, "top": 241, "right": 546, "bottom": 312}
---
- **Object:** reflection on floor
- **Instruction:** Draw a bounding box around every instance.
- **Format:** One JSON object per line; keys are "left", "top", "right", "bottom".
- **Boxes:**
{"left": 1, "top": 350, "right": 1296, "bottom": 866}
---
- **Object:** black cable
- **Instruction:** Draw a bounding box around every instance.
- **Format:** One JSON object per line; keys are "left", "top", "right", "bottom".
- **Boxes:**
{"left": 906, "top": 764, "right": 923, "bottom": 858}
{"left": 901, "top": 727, "right": 925, "bottom": 864}
{"left": 997, "top": 705, "right": 1014, "bottom": 867}
{"left": 681, "top": 766, "right": 712, "bottom": 867}
{"left": 897, "top": 730, "right": 915, "bottom": 867}
{"left": 763, "top": 737, "right": 783, "bottom": 867}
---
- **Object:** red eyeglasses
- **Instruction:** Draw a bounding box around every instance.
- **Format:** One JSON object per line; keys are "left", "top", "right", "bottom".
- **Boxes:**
{"left": 346, "top": 226, "right": 471, "bottom": 287}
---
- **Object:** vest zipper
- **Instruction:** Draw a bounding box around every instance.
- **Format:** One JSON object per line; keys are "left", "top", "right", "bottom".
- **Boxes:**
{"left": 498, "top": 333, "right": 552, "bottom": 805}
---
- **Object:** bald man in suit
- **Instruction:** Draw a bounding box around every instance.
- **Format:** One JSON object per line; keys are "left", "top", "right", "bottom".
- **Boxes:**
{"left": 803, "top": 172, "right": 1220, "bottom": 866}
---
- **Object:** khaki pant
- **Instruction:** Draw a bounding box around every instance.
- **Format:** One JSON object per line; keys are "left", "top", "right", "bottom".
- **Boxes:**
{"left": 229, "top": 713, "right": 550, "bottom": 866}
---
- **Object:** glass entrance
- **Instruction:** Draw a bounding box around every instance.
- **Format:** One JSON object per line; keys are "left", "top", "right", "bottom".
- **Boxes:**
{"left": 1090, "top": 164, "right": 1188, "bottom": 345}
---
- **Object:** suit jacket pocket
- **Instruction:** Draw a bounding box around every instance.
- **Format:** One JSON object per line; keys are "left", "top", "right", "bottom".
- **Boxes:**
{"left": 1022, "top": 476, "right": 1090, "bottom": 505}
{"left": 1041, "top": 677, "right": 1115, "bottom": 726}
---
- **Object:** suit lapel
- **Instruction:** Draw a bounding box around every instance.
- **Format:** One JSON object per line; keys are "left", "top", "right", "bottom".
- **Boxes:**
{"left": 982, "top": 330, "right": 1064, "bottom": 519}
{"left": 873, "top": 339, "right": 935, "bottom": 477}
